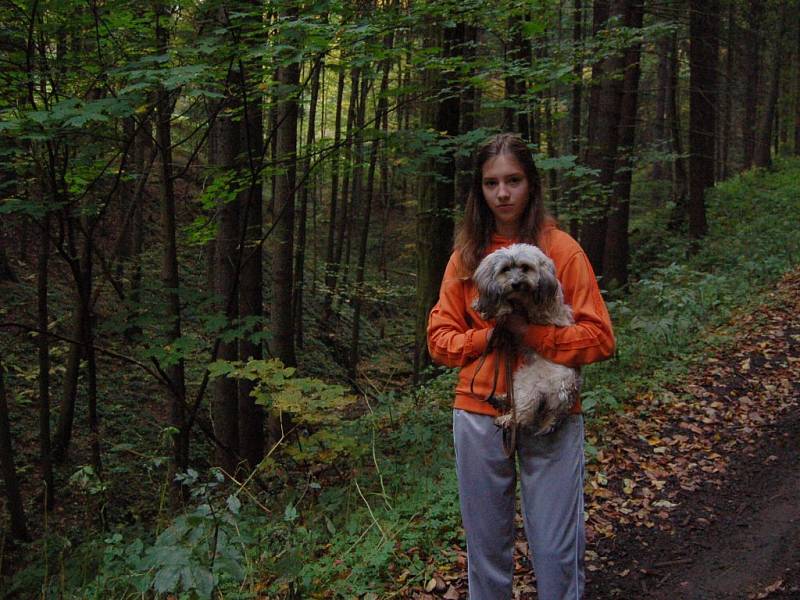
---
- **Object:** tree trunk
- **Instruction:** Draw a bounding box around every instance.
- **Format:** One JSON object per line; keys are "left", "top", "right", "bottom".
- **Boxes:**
{"left": 603, "top": 0, "right": 644, "bottom": 289}
{"left": 38, "top": 214, "right": 54, "bottom": 510}
{"left": 294, "top": 58, "right": 322, "bottom": 349}
{"left": 504, "top": 17, "right": 532, "bottom": 140}
{"left": 720, "top": 2, "right": 734, "bottom": 180}
{"left": 743, "top": 0, "right": 762, "bottom": 168}
{"left": 652, "top": 35, "right": 669, "bottom": 183}
{"left": 688, "top": 0, "right": 719, "bottom": 239}
{"left": 568, "top": 0, "right": 583, "bottom": 237}
{"left": 155, "top": 2, "right": 188, "bottom": 476}
{"left": 754, "top": 3, "right": 788, "bottom": 169}
{"left": 237, "top": 4, "right": 265, "bottom": 470}
{"left": 52, "top": 226, "right": 86, "bottom": 463}
{"left": 270, "top": 15, "right": 300, "bottom": 369}
{"left": 0, "top": 225, "right": 17, "bottom": 283}
{"left": 796, "top": 6, "right": 800, "bottom": 156}
{"left": 668, "top": 31, "right": 688, "bottom": 216}
{"left": 414, "top": 24, "right": 463, "bottom": 381}
{"left": 351, "top": 34, "right": 393, "bottom": 376}
{"left": 0, "top": 359, "right": 30, "bottom": 541}
{"left": 322, "top": 67, "right": 346, "bottom": 317}
{"left": 579, "top": 0, "right": 625, "bottom": 276}
{"left": 209, "top": 48, "right": 242, "bottom": 474}
{"left": 328, "top": 67, "right": 360, "bottom": 317}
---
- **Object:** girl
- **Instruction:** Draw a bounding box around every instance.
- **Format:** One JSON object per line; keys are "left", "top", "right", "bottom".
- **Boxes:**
{"left": 427, "top": 133, "right": 615, "bottom": 599}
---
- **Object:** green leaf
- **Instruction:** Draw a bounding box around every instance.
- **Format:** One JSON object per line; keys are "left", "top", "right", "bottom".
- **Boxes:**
{"left": 226, "top": 495, "right": 241, "bottom": 515}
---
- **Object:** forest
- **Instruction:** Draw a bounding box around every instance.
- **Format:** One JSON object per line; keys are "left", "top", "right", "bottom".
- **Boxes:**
{"left": 1, "top": 0, "right": 799, "bottom": 597}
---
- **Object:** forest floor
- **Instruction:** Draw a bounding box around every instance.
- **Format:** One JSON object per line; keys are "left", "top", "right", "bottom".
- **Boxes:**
{"left": 411, "top": 268, "right": 800, "bottom": 600}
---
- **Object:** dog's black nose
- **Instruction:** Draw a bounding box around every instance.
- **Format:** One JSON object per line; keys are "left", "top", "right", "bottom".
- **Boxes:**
{"left": 512, "top": 281, "right": 522, "bottom": 290}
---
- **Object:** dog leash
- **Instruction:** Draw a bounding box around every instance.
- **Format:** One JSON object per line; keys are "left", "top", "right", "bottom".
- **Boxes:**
{"left": 469, "top": 319, "right": 519, "bottom": 458}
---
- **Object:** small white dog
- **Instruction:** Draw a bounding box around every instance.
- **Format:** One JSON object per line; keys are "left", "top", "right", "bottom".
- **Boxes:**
{"left": 472, "top": 243, "right": 581, "bottom": 435}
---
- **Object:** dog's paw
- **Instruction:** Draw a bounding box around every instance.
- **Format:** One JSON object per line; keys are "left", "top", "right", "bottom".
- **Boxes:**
{"left": 494, "top": 413, "right": 514, "bottom": 428}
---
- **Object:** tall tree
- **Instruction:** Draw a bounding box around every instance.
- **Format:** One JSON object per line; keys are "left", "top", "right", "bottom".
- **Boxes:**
{"left": 688, "top": 0, "right": 719, "bottom": 239}
{"left": 603, "top": 0, "right": 644, "bottom": 288}
{"left": 754, "top": 2, "right": 788, "bottom": 168}
{"left": 414, "top": 22, "right": 463, "bottom": 380}
{"left": 270, "top": 5, "right": 300, "bottom": 369}
{"left": 580, "top": 0, "right": 626, "bottom": 276}
{"left": 154, "top": 0, "right": 189, "bottom": 475}
{"left": 209, "top": 4, "right": 244, "bottom": 473}
{"left": 742, "top": 0, "right": 762, "bottom": 168}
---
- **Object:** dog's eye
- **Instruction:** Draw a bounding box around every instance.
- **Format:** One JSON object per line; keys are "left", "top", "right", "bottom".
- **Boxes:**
{"left": 520, "top": 265, "right": 530, "bottom": 273}
{"left": 500, "top": 265, "right": 511, "bottom": 274}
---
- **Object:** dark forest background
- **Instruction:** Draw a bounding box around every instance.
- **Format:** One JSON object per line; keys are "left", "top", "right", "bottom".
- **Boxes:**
{"left": 1, "top": 0, "right": 799, "bottom": 597}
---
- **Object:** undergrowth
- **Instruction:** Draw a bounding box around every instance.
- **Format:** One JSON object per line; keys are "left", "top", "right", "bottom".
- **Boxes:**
{"left": 6, "top": 159, "right": 800, "bottom": 599}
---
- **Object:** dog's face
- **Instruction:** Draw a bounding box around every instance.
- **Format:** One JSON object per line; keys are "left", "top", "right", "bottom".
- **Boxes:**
{"left": 472, "top": 244, "right": 558, "bottom": 319}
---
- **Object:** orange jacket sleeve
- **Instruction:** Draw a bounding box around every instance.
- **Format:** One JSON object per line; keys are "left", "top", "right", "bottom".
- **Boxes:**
{"left": 427, "top": 253, "right": 492, "bottom": 368}
{"left": 522, "top": 247, "right": 615, "bottom": 368}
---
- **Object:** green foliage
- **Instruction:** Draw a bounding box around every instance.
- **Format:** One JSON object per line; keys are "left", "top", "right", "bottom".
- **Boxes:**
{"left": 209, "top": 358, "right": 361, "bottom": 465}
{"left": 586, "top": 158, "right": 800, "bottom": 413}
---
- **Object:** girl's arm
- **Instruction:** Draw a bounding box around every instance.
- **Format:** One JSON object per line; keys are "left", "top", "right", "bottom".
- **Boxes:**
{"left": 523, "top": 249, "right": 615, "bottom": 368}
{"left": 427, "top": 254, "right": 493, "bottom": 368}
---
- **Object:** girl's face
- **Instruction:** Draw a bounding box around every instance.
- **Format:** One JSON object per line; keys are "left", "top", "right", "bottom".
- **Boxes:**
{"left": 481, "top": 153, "right": 530, "bottom": 236}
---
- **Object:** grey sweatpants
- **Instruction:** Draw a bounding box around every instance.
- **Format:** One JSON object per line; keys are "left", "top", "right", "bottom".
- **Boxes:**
{"left": 453, "top": 409, "right": 585, "bottom": 600}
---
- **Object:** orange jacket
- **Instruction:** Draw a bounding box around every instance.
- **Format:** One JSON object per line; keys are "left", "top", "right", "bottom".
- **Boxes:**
{"left": 427, "top": 224, "right": 615, "bottom": 416}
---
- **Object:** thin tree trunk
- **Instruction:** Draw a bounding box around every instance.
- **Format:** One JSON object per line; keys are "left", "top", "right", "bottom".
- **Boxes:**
{"left": 743, "top": 0, "right": 762, "bottom": 168}
{"left": 568, "top": 0, "right": 583, "bottom": 237}
{"left": 294, "top": 58, "right": 322, "bottom": 349}
{"left": 652, "top": 35, "right": 669, "bottom": 183}
{"left": 82, "top": 238, "right": 101, "bottom": 474}
{"left": 329, "top": 68, "right": 360, "bottom": 315}
{"left": 720, "top": 2, "right": 734, "bottom": 180}
{"left": 155, "top": 2, "right": 188, "bottom": 477}
{"left": 237, "top": 3, "right": 265, "bottom": 469}
{"left": 38, "top": 213, "right": 54, "bottom": 510}
{"left": 796, "top": 6, "right": 800, "bottom": 156}
{"left": 351, "top": 34, "right": 392, "bottom": 376}
{"left": 688, "top": 0, "right": 719, "bottom": 239}
{"left": 323, "top": 67, "right": 346, "bottom": 316}
{"left": 0, "top": 359, "right": 30, "bottom": 541}
{"left": 603, "top": 0, "right": 644, "bottom": 288}
{"left": 668, "top": 31, "right": 688, "bottom": 218}
{"left": 270, "top": 12, "right": 300, "bottom": 368}
{"left": 754, "top": 3, "right": 788, "bottom": 169}
{"left": 0, "top": 222, "right": 17, "bottom": 282}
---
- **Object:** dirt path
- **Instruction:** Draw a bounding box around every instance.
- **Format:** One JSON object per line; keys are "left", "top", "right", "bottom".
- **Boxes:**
{"left": 412, "top": 269, "right": 800, "bottom": 599}
{"left": 586, "top": 269, "right": 800, "bottom": 600}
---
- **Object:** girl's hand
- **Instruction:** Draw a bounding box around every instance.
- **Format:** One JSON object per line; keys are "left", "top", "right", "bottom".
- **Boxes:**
{"left": 503, "top": 314, "right": 528, "bottom": 340}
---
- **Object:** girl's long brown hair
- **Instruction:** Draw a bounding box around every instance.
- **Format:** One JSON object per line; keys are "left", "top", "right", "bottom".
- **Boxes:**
{"left": 454, "top": 133, "right": 546, "bottom": 277}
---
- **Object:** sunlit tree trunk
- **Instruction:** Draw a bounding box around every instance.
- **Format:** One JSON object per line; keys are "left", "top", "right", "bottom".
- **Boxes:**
{"left": 294, "top": 58, "right": 322, "bottom": 349}
{"left": 322, "top": 67, "right": 346, "bottom": 317}
{"left": 351, "top": 33, "right": 393, "bottom": 376}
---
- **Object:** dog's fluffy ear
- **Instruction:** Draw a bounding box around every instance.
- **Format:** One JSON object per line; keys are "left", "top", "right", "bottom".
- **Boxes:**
{"left": 533, "top": 267, "right": 559, "bottom": 305}
{"left": 472, "top": 254, "right": 503, "bottom": 318}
